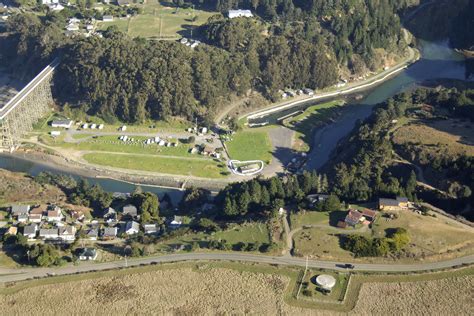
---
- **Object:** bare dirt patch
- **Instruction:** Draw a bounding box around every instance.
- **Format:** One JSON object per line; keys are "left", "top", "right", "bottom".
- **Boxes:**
{"left": 351, "top": 275, "right": 474, "bottom": 315}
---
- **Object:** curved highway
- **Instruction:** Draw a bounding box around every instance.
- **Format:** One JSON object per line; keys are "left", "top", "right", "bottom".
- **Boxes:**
{"left": 0, "top": 252, "right": 472, "bottom": 283}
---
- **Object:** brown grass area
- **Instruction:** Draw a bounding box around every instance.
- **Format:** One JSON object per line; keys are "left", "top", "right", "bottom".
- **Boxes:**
{"left": 0, "top": 169, "right": 65, "bottom": 205}
{"left": 393, "top": 119, "right": 474, "bottom": 161}
{"left": 351, "top": 275, "right": 474, "bottom": 315}
{"left": 372, "top": 210, "right": 474, "bottom": 260}
{"left": 0, "top": 267, "right": 327, "bottom": 315}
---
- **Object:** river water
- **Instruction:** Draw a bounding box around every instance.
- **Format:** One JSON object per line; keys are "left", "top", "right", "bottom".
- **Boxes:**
{"left": 0, "top": 41, "right": 467, "bottom": 197}
{"left": 303, "top": 40, "right": 467, "bottom": 170}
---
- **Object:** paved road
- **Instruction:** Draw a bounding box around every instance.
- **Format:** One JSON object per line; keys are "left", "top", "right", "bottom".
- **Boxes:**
{"left": 0, "top": 252, "right": 472, "bottom": 283}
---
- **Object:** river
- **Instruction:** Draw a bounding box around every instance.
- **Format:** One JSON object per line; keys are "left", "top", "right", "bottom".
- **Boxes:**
{"left": 0, "top": 41, "right": 468, "bottom": 196}
{"left": 304, "top": 40, "right": 467, "bottom": 170}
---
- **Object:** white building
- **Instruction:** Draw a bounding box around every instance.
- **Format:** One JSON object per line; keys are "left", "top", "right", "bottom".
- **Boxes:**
{"left": 51, "top": 119, "right": 73, "bottom": 128}
{"left": 228, "top": 9, "right": 253, "bottom": 18}
{"left": 103, "top": 15, "right": 114, "bottom": 22}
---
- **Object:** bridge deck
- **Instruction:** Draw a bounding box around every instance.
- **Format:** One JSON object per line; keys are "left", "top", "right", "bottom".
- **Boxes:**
{"left": 0, "top": 59, "right": 59, "bottom": 120}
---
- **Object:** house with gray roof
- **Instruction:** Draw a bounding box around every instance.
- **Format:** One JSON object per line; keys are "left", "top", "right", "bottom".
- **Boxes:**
{"left": 11, "top": 205, "right": 30, "bottom": 216}
{"left": 23, "top": 224, "right": 37, "bottom": 240}
{"left": 39, "top": 228, "right": 59, "bottom": 240}
{"left": 102, "top": 226, "right": 118, "bottom": 239}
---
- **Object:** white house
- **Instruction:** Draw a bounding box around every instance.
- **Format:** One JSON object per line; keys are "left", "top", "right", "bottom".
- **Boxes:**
{"left": 47, "top": 208, "right": 63, "bottom": 222}
{"left": 228, "top": 9, "right": 253, "bottom": 18}
{"left": 102, "top": 15, "right": 114, "bottom": 22}
{"left": 143, "top": 224, "right": 158, "bottom": 234}
{"left": 66, "top": 23, "right": 79, "bottom": 32}
{"left": 170, "top": 215, "right": 183, "bottom": 227}
{"left": 48, "top": 3, "right": 64, "bottom": 11}
{"left": 125, "top": 221, "right": 140, "bottom": 235}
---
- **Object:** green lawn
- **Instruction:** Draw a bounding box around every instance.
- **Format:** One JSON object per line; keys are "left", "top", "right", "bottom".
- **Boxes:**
{"left": 226, "top": 130, "right": 272, "bottom": 163}
{"left": 98, "top": 18, "right": 129, "bottom": 33}
{"left": 83, "top": 152, "right": 227, "bottom": 178}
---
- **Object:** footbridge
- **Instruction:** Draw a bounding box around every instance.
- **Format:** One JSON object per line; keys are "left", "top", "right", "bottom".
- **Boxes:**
{"left": 0, "top": 59, "right": 59, "bottom": 151}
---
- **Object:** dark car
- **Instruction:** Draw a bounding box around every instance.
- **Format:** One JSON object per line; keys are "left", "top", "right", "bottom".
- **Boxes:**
{"left": 336, "top": 263, "right": 355, "bottom": 269}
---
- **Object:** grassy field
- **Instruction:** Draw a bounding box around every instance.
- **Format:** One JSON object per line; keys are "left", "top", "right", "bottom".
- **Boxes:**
{"left": 213, "top": 222, "right": 270, "bottom": 244}
{"left": 98, "top": 1, "right": 217, "bottom": 39}
{"left": 293, "top": 227, "right": 356, "bottom": 260}
{"left": 83, "top": 153, "right": 227, "bottom": 178}
{"left": 226, "top": 130, "right": 272, "bottom": 163}
{"left": 371, "top": 210, "right": 474, "bottom": 257}
{"left": 283, "top": 100, "right": 344, "bottom": 152}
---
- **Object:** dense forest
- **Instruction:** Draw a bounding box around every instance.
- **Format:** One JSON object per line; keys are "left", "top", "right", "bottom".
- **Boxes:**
{"left": 0, "top": 0, "right": 415, "bottom": 123}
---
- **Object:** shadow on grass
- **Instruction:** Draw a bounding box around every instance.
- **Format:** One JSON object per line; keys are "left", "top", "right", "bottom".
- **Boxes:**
{"left": 329, "top": 211, "right": 347, "bottom": 227}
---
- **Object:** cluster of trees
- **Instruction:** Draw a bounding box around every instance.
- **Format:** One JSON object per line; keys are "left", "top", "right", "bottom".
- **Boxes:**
{"left": 342, "top": 227, "right": 410, "bottom": 257}
{"left": 216, "top": 171, "right": 328, "bottom": 218}
{"left": 35, "top": 172, "right": 113, "bottom": 209}
{"left": 326, "top": 92, "right": 418, "bottom": 202}
{"left": 131, "top": 190, "right": 160, "bottom": 224}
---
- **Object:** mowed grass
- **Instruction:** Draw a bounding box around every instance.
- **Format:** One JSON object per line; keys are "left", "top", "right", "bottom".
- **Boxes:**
{"left": 289, "top": 211, "right": 330, "bottom": 230}
{"left": 83, "top": 152, "right": 227, "bottom": 178}
{"left": 226, "top": 130, "right": 272, "bottom": 163}
{"left": 98, "top": 2, "right": 217, "bottom": 39}
{"left": 59, "top": 136, "right": 195, "bottom": 158}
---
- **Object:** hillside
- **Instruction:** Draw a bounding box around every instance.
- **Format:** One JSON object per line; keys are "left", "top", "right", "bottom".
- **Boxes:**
{"left": 0, "top": 0, "right": 417, "bottom": 124}
{"left": 323, "top": 85, "right": 474, "bottom": 219}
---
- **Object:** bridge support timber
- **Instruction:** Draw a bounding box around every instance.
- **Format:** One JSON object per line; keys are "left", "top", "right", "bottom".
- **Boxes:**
{"left": 0, "top": 60, "right": 58, "bottom": 152}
